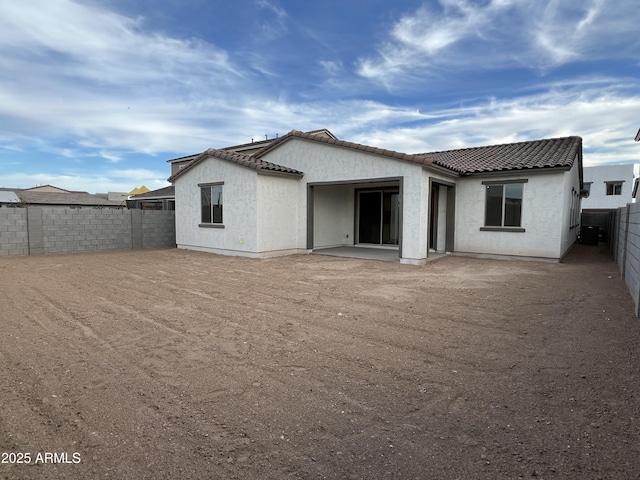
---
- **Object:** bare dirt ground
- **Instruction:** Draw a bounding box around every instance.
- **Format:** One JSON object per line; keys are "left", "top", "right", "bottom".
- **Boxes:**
{"left": 0, "top": 245, "right": 639, "bottom": 480}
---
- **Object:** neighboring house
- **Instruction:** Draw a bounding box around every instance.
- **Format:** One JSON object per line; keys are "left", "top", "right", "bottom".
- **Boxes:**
{"left": 127, "top": 185, "right": 176, "bottom": 210}
{"left": 0, "top": 186, "right": 125, "bottom": 208}
{"left": 160, "top": 129, "right": 339, "bottom": 208}
{"left": 581, "top": 164, "right": 639, "bottom": 212}
{"left": 169, "top": 130, "right": 584, "bottom": 264}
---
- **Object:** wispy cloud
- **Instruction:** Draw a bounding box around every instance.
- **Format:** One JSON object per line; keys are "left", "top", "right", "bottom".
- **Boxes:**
{"left": 255, "top": 0, "right": 289, "bottom": 39}
{"left": 347, "top": 83, "right": 640, "bottom": 166}
{"left": 357, "top": 0, "right": 640, "bottom": 88}
{"left": 0, "top": 0, "right": 245, "bottom": 157}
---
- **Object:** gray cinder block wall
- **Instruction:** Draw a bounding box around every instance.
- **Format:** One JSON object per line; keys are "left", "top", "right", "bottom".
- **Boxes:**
{"left": 610, "top": 203, "right": 640, "bottom": 317}
{"left": 0, "top": 209, "right": 29, "bottom": 256}
{"left": 0, "top": 206, "right": 175, "bottom": 256}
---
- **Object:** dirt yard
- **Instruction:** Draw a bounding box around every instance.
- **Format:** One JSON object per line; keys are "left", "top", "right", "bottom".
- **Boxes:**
{"left": 0, "top": 245, "right": 639, "bottom": 480}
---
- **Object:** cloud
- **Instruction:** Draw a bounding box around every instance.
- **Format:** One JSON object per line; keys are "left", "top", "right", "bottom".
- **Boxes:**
{"left": 357, "top": 0, "right": 640, "bottom": 87}
{"left": 345, "top": 83, "right": 640, "bottom": 166}
{"left": 0, "top": 167, "right": 170, "bottom": 193}
{"left": 0, "top": 0, "right": 245, "bottom": 157}
{"left": 255, "top": 0, "right": 288, "bottom": 39}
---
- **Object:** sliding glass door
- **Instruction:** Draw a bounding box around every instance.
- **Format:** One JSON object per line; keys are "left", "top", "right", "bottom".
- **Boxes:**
{"left": 357, "top": 190, "right": 399, "bottom": 246}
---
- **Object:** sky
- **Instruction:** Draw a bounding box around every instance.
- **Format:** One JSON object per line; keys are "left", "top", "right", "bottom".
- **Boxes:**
{"left": 1, "top": 0, "right": 639, "bottom": 193}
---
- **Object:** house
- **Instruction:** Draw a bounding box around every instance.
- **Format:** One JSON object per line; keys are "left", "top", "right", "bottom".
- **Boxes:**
{"left": 581, "top": 164, "right": 638, "bottom": 212}
{"left": 127, "top": 185, "right": 176, "bottom": 210}
{"left": 169, "top": 130, "right": 584, "bottom": 264}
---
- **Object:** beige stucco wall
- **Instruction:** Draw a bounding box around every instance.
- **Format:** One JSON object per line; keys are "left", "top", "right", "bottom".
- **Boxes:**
{"left": 256, "top": 174, "right": 302, "bottom": 255}
{"left": 455, "top": 170, "right": 569, "bottom": 259}
{"left": 174, "top": 157, "right": 259, "bottom": 256}
{"left": 559, "top": 158, "right": 582, "bottom": 257}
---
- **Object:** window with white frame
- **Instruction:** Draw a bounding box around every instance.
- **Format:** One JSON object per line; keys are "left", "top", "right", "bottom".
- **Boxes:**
{"left": 199, "top": 183, "right": 223, "bottom": 226}
{"left": 481, "top": 180, "right": 527, "bottom": 230}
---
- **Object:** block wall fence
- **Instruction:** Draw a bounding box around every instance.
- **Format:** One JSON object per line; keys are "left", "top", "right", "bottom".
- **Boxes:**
{"left": 0, "top": 207, "right": 175, "bottom": 256}
{"left": 609, "top": 202, "right": 640, "bottom": 317}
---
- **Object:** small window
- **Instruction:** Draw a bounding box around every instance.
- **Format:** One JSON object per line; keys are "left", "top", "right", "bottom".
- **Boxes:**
{"left": 484, "top": 182, "right": 523, "bottom": 228}
{"left": 583, "top": 183, "right": 592, "bottom": 195}
{"left": 606, "top": 182, "right": 622, "bottom": 195}
{"left": 201, "top": 184, "right": 223, "bottom": 224}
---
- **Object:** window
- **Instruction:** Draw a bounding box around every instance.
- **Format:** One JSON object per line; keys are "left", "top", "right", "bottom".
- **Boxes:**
{"left": 583, "top": 182, "right": 592, "bottom": 195}
{"left": 606, "top": 182, "right": 622, "bottom": 196}
{"left": 200, "top": 183, "right": 223, "bottom": 225}
{"left": 482, "top": 180, "right": 527, "bottom": 230}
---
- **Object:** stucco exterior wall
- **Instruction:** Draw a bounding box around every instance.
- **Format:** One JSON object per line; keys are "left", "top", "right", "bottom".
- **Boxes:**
{"left": 455, "top": 171, "right": 567, "bottom": 259}
{"left": 313, "top": 185, "right": 354, "bottom": 248}
{"left": 559, "top": 159, "right": 582, "bottom": 257}
{"left": 175, "top": 158, "right": 259, "bottom": 256}
{"left": 261, "top": 139, "right": 438, "bottom": 262}
{"left": 256, "top": 174, "right": 302, "bottom": 255}
{"left": 582, "top": 164, "right": 638, "bottom": 210}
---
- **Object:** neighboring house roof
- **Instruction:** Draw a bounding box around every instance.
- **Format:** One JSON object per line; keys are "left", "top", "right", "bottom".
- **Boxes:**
{"left": 423, "top": 136, "right": 582, "bottom": 175}
{"left": 254, "top": 129, "right": 438, "bottom": 168}
{"left": 166, "top": 129, "right": 338, "bottom": 164}
{"left": 130, "top": 185, "right": 175, "bottom": 200}
{"left": 24, "top": 184, "right": 71, "bottom": 193}
{"left": 15, "top": 190, "right": 124, "bottom": 206}
{"left": 0, "top": 191, "right": 21, "bottom": 203}
{"left": 168, "top": 148, "right": 304, "bottom": 183}
{"left": 128, "top": 186, "right": 150, "bottom": 195}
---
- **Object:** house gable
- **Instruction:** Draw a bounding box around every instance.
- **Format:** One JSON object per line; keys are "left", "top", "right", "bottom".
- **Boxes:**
{"left": 168, "top": 148, "right": 303, "bottom": 184}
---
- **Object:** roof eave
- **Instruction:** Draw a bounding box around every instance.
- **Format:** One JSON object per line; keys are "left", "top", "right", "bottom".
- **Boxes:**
{"left": 459, "top": 165, "right": 573, "bottom": 177}
{"left": 256, "top": 169, "right": 304, "bottom": 179}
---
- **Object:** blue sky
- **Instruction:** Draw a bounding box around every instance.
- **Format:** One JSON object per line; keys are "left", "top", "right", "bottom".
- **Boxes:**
{"left": 1, "top": 0, "right": 639, "bottom": 193}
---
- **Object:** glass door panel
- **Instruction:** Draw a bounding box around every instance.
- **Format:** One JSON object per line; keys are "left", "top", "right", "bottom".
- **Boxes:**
{"left": 357, "top": 192, "right": 382, "bottom": 244}
{"left": 382, "top": 192, "right": 399, "bottom": 245}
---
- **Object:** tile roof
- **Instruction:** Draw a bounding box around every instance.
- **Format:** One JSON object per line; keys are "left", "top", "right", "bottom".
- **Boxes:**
{"left": 422, "top": 136, "right": 582, "bottom": 175}
{"left": 15, "top": 190, "right": 125, "bottom": 206}
{"left": 168, "top": 130, "right": 583, "bottom": 183}
{"left": 129, "top": 185, "right": 175, "bottom": 199}
{"left": 168, "top": 148, "right": 303, "bottom": 183}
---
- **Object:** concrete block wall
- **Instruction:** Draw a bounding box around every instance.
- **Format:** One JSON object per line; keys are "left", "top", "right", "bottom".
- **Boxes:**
{"left": 40, "top": 208, "right": 133, "bottom": 254}
{"left": 611, "top": 203, "right": 640, "bottom": 316}
{"left": 0, "top": 206, "right": 175, "bottom": 256}
{"left": 623, "top": 203, "right": 640, "bottom": 317}
{"left": 141, "top": 210, "right": 177, "bottom": 248}
{"left": 0, "top": 208, "right": 29, "bottom": 256}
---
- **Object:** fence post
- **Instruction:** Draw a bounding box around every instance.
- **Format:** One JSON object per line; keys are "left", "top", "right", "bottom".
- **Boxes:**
{"left": 621, "top": 207, "right": 629, "bottom": 278}
{"left": 26, "top": 206, "right": 45, "bottom": 255}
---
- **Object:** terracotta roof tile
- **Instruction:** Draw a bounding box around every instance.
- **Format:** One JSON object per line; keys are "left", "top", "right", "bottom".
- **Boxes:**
{"left": 168, "top": 148, "right": 303, "bottom": 183}
{"left": 422, "top": 136, "right": 582, "bottom": 175}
